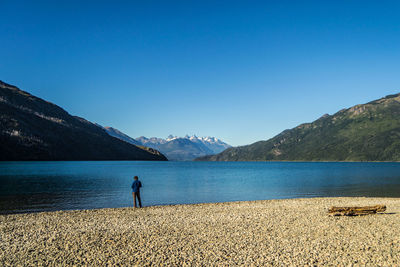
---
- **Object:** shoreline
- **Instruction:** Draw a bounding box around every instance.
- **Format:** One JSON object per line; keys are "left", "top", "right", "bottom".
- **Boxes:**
{"left": 2, "top": 160, "right": 400, "bottom": 163}
{"left": 1, "top": 195, "right": 400, "bottom": 216}
{"left": 1, "top": 197, "right": 400, "bottom": 265}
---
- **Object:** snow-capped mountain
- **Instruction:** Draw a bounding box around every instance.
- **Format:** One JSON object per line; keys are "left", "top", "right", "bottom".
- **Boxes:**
{"left": 142, "top": 134, "right": 231, "bottom": 155}
{"left": 103, "top": 128, "right": 231, "bottom": 161}
{"left": 134, "top": 135, "right": 231, "bottom": 161}
{"left": 184, "top": 135, "right": 231, "bottom": 154}
{"left": 136, "top": 136, "right": 168, "bottom": 146}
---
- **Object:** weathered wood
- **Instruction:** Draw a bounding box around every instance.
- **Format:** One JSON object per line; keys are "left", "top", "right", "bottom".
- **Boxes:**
{"left": 328, "top": 205, "right": 386, "bottom": 216}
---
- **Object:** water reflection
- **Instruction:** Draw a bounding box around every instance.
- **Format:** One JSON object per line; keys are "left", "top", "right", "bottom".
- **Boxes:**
{"left": 1, "top": 161, "right": 400, "bottom": 214}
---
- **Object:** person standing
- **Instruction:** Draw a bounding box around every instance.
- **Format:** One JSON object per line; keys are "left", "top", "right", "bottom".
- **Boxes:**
{"left": 131, "top": 176, "right": 142, "bottom": 208}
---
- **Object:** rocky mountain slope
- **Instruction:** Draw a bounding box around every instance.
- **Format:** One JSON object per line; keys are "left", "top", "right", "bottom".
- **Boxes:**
{"left": 197, "top": 93, "right": 400, "bottom": 161}
{"left": 0, "top": 81, "right": 167, "bottom": 161}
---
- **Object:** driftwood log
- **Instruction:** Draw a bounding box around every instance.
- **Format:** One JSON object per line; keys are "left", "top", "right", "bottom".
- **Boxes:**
{"left": 328, "top": 205, "right": 386, "bottom": 216}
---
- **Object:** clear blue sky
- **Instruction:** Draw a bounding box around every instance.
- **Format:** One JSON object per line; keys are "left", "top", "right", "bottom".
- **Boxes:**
{"left": 1, "top": 1, "right": 400, "bottom": 146}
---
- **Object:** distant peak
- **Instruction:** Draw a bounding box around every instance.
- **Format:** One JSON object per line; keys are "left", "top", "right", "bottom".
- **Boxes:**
{"left": 319, "top": 113, "right": 330, "bottom": 120}
{"left": 137, "top": 134, "right": 230, "bottom": 147}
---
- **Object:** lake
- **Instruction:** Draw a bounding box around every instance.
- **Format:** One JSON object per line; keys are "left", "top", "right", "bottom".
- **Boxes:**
{"left": 1, "top": 161, "right": 400, "bottom": 214}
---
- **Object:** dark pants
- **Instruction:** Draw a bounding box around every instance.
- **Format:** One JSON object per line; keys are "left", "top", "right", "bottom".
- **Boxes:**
{"left": 132, "top": 191, "right": 142, "bottom": 208}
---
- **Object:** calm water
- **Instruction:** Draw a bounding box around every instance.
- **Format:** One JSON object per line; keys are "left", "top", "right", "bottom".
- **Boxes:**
{"left": 1, "top": 161, "right": 400, "bottom": 214}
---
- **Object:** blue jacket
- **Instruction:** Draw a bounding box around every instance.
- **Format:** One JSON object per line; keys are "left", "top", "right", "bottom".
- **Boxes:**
{"left": 131, "top": 180, "right": 142, "bottom": 193}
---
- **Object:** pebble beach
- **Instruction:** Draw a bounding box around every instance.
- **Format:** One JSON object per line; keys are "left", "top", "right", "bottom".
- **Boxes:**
{"left": 1, "top": 197, "right": 400, "bottom": 266}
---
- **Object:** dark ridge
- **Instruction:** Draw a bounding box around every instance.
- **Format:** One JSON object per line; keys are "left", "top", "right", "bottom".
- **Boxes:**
{"left": 0, "top": 80, "right": 167, "bottom": 161}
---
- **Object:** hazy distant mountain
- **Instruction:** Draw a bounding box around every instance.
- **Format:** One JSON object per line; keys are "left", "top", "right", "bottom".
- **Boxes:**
{"left": 134, "top": 135, "right": 231, "bottom": 161}
{"left": 163, "top": 135, "right": 231, "bottom": 154}
{"left": 152, "top": 138, "right": 213, "bottom": 161}
{"left": 197, "top": 93, "right": 400, "bottom": 162}
{"left": 104, "top": 130, "right": 231, "bottom": 161}
{"left": 0, "top": 80, "right": 167, "bottom": 161}
{"left": 103, "top": 126, "right": 142, "bottom": 146}
{"left": 136, "top": 136, "right": 168, "bottom": 146}
{"left": 187, "top": 135, "right": 232, "bottom": 154}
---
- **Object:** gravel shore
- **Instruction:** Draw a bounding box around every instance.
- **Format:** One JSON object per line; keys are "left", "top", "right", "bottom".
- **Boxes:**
{"left": 1, "top": 197, "right": 400, "bottom": 266}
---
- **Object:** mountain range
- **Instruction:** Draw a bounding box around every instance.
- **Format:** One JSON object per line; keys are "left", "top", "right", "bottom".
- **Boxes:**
{"left": 197, "top": 93, "right": 400, "bottom": 162}
{"left": 103, "top": 128, "right": 231, "bottom": 161}
{"left": 4, "top": 79, "right": 398, "bottom": 162}
{"left": 0, "top": 81, "right": 166, "bottom": 161}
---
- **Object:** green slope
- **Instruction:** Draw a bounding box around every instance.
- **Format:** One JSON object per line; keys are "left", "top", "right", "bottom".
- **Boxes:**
{"left": 197, "top": 93, "right": 400, "bottom": 162}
